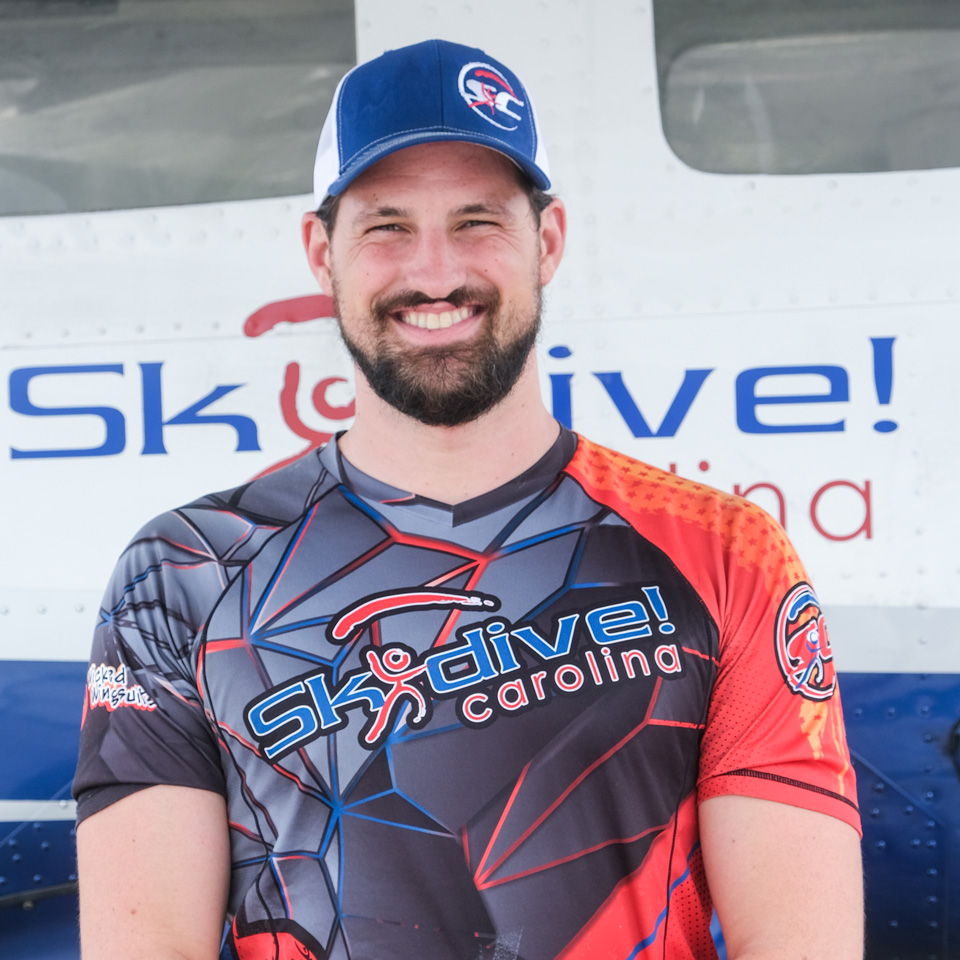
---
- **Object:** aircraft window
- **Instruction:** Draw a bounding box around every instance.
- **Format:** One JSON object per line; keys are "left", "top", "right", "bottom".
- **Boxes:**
{"left": 0, "top": 0, "right": 355, "bottom": 215}
{"left": 653, "top": 0, "right": 960, "bottom": 174}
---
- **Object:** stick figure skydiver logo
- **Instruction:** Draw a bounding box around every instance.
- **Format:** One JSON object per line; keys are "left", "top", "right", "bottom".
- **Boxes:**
{"left": 458, "top": 61, "right": 527, "bottom": 131}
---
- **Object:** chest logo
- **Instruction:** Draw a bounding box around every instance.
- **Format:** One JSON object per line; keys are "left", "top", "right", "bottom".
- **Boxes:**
{"left": 245, "top": 586, "right": 684, "bottom": 759}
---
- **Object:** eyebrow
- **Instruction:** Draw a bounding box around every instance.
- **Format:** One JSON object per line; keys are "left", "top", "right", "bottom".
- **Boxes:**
{"left": 455, "top": 202, "right": 515, "bottom": 217}
{"left": 357, "top": 205, "right": 406, "bottom": 222}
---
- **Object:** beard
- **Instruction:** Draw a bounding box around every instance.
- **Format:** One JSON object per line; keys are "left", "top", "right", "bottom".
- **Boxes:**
{"left": 334, "top": 283, "right": 542, "bottom": 427}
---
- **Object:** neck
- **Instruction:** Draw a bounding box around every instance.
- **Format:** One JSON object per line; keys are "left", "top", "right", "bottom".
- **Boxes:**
{"left": 337, "top": 355, "right": 560, "bottom": 504}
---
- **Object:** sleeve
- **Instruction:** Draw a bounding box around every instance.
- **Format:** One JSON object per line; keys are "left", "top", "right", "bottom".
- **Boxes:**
{"left": 558, "top": 437, "right": 861, "bottom": 834}
{"left": 73, "top": 510, "right": 231, "bottom": 822}
{"left": 695, "top": 502, "right": 861, "bottom": 836}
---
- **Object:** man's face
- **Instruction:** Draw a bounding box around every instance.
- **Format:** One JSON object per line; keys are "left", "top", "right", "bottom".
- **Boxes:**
{"left": 313, "top": 142, "right": 556, "bottom": 427}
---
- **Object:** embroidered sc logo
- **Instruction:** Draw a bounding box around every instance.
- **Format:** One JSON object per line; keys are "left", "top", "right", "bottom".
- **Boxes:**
{"left": 458, "top": 61, "right": 526, "bottom": 130}
{"left": 774, "top": 582, "right": 836, "bottom": 701}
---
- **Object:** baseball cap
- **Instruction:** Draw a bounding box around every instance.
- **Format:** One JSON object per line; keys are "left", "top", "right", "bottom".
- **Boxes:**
{"left": 313, "top": 38, "right": 551, "bottom": 205}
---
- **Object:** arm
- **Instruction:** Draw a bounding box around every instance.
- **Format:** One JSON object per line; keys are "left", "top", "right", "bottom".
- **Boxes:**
{"left": 700, "top": 794, "right": 863, "bottom": 960}
{"left": 77, "top": 784, "right": 230, "bottom": 960}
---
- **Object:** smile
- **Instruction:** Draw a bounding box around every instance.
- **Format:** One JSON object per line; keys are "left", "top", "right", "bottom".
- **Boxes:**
{"left": 396, "top": 306, "right": 477, "bottom": 330}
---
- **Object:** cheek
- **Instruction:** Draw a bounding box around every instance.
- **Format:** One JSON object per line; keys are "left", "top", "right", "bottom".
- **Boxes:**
{"left": 340, "top": 254, "right": 402, "bottom": 301}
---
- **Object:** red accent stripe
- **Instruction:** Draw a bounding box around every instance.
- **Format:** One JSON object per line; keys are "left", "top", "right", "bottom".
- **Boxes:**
{"left": 646, "top": 718, "right": 705, "bottom": 731}
{"left": 204, "top": 638, "right": 247, "bottom": 653}
{"left": 477, "top": 822, "right": 665, "bottom": 890}
{"left": 331, "top": 590, "right": 493, "bottom": 641}
{"left": 432, "top": 558, "right": 493, "bottom": 647}
{"left": 252, "top": 505, "right": 320, "bottom": 633}
{"left": 477, "top": 678, "right": 663, "bottom": 884}
{"left": 474, "top": 762, "right": 530, "bottom": 884}
{"left": 474, "top": 68, "right": 516, "bottom": 97}
{"left": 680, "top": 645, "right": 720, "bottom": 666}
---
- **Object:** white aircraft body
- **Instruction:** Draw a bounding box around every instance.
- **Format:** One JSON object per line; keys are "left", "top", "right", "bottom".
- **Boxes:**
{"left": 1, "top": 0, "right": 958, "bottom": 957}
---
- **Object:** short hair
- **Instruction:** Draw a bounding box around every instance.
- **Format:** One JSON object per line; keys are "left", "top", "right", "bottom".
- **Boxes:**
{"left": 315, "top": 168, "right": 555, "bottom": 236}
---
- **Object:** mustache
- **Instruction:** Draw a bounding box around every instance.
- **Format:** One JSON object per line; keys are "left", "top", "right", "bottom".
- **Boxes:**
{"left": 372, "top": 286, "right": 501, "bottom": 319}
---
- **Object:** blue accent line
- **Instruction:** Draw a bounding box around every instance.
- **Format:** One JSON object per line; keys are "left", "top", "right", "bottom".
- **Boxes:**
{"left": 495, "top": 522, "right": 586, "bottom": 554}
{"left": 250, "top": 508, "right": 318, "bottom": 627}
{"left": 267, "top": 856, "right": 291, "bottom": 917}
{"left": 520, "top": 530, "right": 592, "bottom": 622}
{"left": 788, "top": 589, "right": 816, "bottom": 620}
{"left": 389, "top": 720, "right": 464, "bottom": 743}
{"left": 337, "top": 819, "right": 345, "bottom": 913}
{"left": 331, "top": 643, "right": 356, "bottom": 671}
{"left": 343, "top": 788, "right": 397, "bottom": 810}
{"left": 625, "top": 842, "right": 701, "bottom": 960}
{"left": 338, "top": 744, "right": 384, "bottom": 800}
{"left": 240, "top": 563, "right": 251, "bottom": 642}
{"left": 105, "top": 560, "right": 207, "bottom": 623}
{"left": 318, "top": 808, "right": 341, "bottom": 855}
{"left": 341, "top": 810, "right": 451, "bottom": 837}
{"left": 339, "top": 486, "right": 391, "bottom": 525}
{"left": 254, "top": 617, "right": 332, "bottom": 639}
{"left": 488, "top": 471, "right": 571, "bottom": 548}
{"left": 798, "top": 658, "right": 817, "bottom": 686}
{"left": 248, "top": 633, "right": 336, "bottom": 664}
{"left": 562, "top": 581, "right": 620, "bottom": 589}
{"left": 380, "top": 742, "right": 447, "bottom": 830}
{"left": 386, "top": 783, "right": 454, "bottom": 828}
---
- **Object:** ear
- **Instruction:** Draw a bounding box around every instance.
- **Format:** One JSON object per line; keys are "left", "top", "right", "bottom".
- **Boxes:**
{"left": 537, "top": 198, "right": 567, "bottom": 287}
{"left": 302, "top": 212, "right": 333, "bottom": 296}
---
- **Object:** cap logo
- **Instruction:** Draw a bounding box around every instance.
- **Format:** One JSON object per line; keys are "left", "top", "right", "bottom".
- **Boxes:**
{"left": 458, "top": 61, "right": 526, "bottom": 131}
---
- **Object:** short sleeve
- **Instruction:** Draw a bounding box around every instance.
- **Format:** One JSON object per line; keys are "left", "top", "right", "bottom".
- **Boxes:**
{"left": 560, "top": 436, "right": 860, "bottom": 837}
{"left": 696, "top": 507, "right": 861, "bottom": 836}
{"left": 73, "top": 511, "right": 230, "bottom": 822}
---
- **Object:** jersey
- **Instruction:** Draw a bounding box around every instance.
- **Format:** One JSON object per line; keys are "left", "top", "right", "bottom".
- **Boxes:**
{"left": 74, "top": 430, "right": 860, "bottom": 960}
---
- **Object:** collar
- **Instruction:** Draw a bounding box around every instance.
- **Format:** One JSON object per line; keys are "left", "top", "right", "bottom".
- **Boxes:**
{"left": 318, "top": 426, "right": 577, "bottom": 526}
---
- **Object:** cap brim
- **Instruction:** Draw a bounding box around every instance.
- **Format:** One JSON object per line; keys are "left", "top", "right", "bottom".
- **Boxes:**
{"left": 326, "top": 129, "right": 551, "bottom": 197}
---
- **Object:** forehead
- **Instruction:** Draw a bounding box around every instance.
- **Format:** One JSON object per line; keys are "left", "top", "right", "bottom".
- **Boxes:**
{"left": 340, "top": 141, "right": 525, "bottom": 208}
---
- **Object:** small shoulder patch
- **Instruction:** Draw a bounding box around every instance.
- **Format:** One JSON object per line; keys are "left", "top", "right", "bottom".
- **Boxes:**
{"left": 774, "top": 583, "right": 836, "bottom": 701}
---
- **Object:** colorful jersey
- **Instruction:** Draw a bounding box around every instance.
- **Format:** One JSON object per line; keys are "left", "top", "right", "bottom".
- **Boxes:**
{"left": 74, "top": 430, "right": 859, "bottom": 960}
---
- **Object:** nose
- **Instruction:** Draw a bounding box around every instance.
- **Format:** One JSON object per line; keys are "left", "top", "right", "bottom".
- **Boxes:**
{"left": 401, "top": 225, "right": 469, "bottom": 299}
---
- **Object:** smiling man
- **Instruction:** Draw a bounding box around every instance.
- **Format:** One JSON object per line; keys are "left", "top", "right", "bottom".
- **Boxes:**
{"left": 74, "top": 40, "right": 863, "bottom": 960}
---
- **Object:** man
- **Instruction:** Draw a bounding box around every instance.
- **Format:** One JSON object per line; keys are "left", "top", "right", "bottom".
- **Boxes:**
{"left": 74, "top": 39, "right": 862, "bottom": 960}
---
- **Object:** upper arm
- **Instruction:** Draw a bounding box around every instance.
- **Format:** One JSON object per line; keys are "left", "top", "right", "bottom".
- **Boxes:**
{"left": 77, "top": 784, "right": 230, "bottom": 960}
{"left": 700, "top": 794, "right": 863, "bottom": 960}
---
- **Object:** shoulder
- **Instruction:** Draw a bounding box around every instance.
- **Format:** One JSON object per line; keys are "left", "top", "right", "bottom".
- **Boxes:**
{"left": 564, "top": 433, "right": 777, "bottom": 542}
{"left": 563, "top": 434, "right": 808, "bottom": 625}
{"left": 105, "top": 450, "right": 334, "bottom": 618}
{"left": 129, "top": 448, "right": 330, "bottom": 550}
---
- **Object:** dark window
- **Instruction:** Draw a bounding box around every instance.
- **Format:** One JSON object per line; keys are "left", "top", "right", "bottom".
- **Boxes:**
{"left": 0, "top": 0, "right": 355, "bottom": 215}
{"left": 654, "top": 0, "right": 960, "bottom": 174}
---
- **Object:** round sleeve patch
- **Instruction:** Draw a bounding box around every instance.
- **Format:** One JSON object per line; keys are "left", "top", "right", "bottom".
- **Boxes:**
{"left": 774, "top": 582, "right": 836, "bottom": 701}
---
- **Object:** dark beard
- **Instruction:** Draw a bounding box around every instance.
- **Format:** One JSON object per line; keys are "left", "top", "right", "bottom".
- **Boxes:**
{"left": 336, "top": 285, "right": 541, "bottom": 427}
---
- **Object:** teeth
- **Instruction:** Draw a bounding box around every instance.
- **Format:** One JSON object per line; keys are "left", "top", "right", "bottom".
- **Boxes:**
{"left": 400, "top": 306, "right": 473, "bottom": 329}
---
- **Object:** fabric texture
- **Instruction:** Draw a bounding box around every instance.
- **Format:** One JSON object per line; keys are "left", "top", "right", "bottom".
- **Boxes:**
{"left": 74, "top": 430, "right": 859, "bottom": 960}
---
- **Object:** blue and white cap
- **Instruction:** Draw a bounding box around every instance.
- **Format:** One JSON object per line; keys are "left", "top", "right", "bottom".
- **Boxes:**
{"left": 313, "top": 38, "right": 551, "bottom": 204}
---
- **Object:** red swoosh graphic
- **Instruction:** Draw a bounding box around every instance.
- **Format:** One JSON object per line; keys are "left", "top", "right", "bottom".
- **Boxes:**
{"left": 330, "top": 590, "right": 498, "bottom": 642}
{"left": 243, "top": 295, "right": 336, "bottom": 337}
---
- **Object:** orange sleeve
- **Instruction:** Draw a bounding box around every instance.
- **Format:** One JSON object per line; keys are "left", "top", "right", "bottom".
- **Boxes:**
{"left": 564, "top": 436, "right": 861, "bottom": 836}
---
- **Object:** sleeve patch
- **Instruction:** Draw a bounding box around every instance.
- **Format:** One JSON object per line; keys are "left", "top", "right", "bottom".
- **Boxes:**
{"left": 774, "top": 582, "right": 836, "bottom": 701}
{"left": 86, "top": 663, "right": 158, "bottom": 713}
